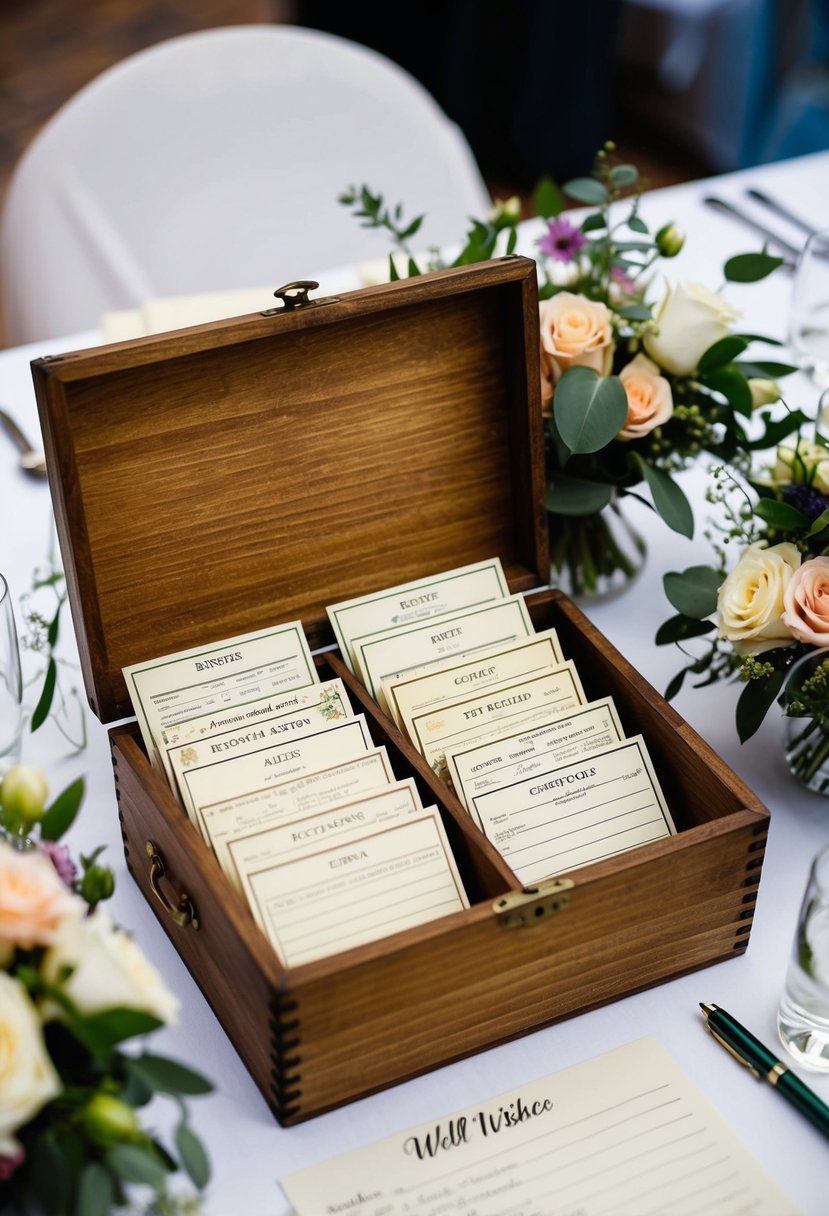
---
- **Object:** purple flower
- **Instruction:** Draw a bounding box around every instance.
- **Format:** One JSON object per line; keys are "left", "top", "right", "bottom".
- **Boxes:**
{"left": 610, "top": 266, "right": 636, "bottom": 295}
{"left": 38, "top": 840, "right": 77, "bottom": 887}
{"left": 538, "top": 216, "right": 586, "bottom": 262}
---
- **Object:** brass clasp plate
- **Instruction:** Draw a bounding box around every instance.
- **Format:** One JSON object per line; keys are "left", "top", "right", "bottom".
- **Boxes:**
{"left": 493, "top": 877, "right": 574, "bottom": 927}
{"left": 261, "top": 280, "right": 339, "bottom": 316}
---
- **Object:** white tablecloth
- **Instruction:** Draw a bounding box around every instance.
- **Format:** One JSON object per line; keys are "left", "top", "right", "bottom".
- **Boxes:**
{"left": 3, "top": 149, "right": 829, "bottom": 1214}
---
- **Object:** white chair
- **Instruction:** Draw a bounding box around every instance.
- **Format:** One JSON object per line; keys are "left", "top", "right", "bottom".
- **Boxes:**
{"left": 0, "top": 24, "right": 491, "bottom": 344}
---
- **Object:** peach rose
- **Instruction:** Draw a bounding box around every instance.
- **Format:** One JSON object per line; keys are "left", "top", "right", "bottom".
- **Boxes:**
{"left": 717, "top": 541, "right": 800, "bottom": 654}
{"left": 538, "top": 293, "right": 614, "bottom": 396}
{"left": 782, "top": 558, "right": 829, "bottom": 646}
{"left": 0, "top": 840, "right": 83, "bottom": 954}
{"left": 616, "top": 354, "right": 674, "bottom": 441}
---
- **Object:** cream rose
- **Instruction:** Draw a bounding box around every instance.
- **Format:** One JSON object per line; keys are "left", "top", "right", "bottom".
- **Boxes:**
{"left": 774, "top": 439, "right": 829, "bottom": 494}
{"left": 42, "top": 906, "right": 179, "bottom": 1025}
{"left": 538, "top": 293, "right": 614, "bottom": 389}
{"left": 616, "top": 354, "right": 674, "bottom": 441}
{"left": 0, "top": 841, "right": 83, "bottom": 954}
{"left": 717, "top": 542, "right": 801, "bottom": 654}
{"left": 644, "top": 281, "right": 741, "bottom": 376}
{"left": 782, "top": 558, "right": 829, "bottom": 646}
{"left": 0, "top": 973, "right": 61, "bottom": 1152}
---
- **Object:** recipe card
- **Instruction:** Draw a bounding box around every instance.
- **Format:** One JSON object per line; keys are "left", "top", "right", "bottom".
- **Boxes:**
{"left": 327, "top": 557, "right": 509, "bottom": 671}
{"left": 200, "top": 748, "right": 396, "bottom": 876}
{"left": 447, "top": 696, "right": 624, "bottom": 819}
{"left": 247, "top": 813, "right": 468, "bottom": 967}
{"left": 279, "top": 1035, "right": 801, "bottom": 1216}
{"left": 355, "top": 595, "right": 535, "bottom": 709}
{"left": 381, "top": 627, "right": 564, "bottom": 730}
{"left": 472, "top": 735, "right": 675, "bottom": 886}
{"left": 123, "top": 622, "right": 318, "bottom": 773}
{"left": 407, "top": 663, "right": 586, "bottom": 784}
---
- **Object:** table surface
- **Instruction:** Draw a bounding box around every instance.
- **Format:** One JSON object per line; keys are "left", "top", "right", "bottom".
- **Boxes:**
{"left": 3, "top": 149, "right": 829, "bottom": 1215}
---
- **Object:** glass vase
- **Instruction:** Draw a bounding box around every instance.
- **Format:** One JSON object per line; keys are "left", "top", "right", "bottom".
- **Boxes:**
{"left": 782, "top": 651, "right": 829, "bottom": 795}
{"left": 548, "top": 490, "right": 647, "bottom": 601}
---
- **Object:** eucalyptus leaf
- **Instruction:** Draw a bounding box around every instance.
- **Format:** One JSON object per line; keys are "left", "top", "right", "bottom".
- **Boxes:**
{"left": 31, "top": 656, "right": 57, "bottom": 731}
{"left": 532, "top": 176, "right": 564, "bottom": 219}
{"left": 176, "top": 1121, "right": 212, "bottom": 1189}
{"left": 663, "top": 566, "right": 721, "bottom": 618}
{"left": 698, "top": 335, "right": 749, "bottom": 373}
{"left": 70, "top": 1008, "right": 163, "bottom": 1055}
{"left": 809, "top": 508, "right": 829, "bottom": 537}
{"left": 388, "top": 253, "right": 400, "bottom": 282}
{"left": 735, "top": 332, "right": 784, "bottom": 346}
{"left": 703, "top": 366, "right": 754, "bottom": 416}
{"left": 736, "top": 664, "right": 788, "bottom": 741}
{"left": 748, "top": 410, "right": 810, "bottom": 450}
{"left": 724, "top": 252, "right": 785, "bottom": 282}
{"left": 617, "top": 303, "right": 652, "bottom": 321}
{"left": 610, "top": 164, "right": 638, "bottom": 188}
{"left": 581, "top": 211, "right": 606, "bottom": 233}
{"left": 75, "top": 1162, "right": 115, "bottom": 1216}
{"left": 563, "top": 176, "right": 608, "bottom": 205}
{"left": 627, "top": 215, "right": 649, "bottom": 234}
{"left": 631, "top": 455, "right": 694, "bottom": 537}
{"left": 655, "top": 615, "right": 717, "bottom": 645}
{"left": 665, "top": 668, "right": 689, "bottom": 701}
{"left": 128, "top": 1053, "right": 214, "bottom": 1096}
{"left": 735, "top": 359, "right": 799, "bottom": 378}
{"left": 546, "top": 475, "right": 613, "bottom": 516}
{"left": 754, "top": 498, "right": 809, "bottom": 530}
{"left": 554, "top": 368, "right": 628, "bottom": 453}
{"left": 40, "top": 776, "right": 85, "bottom": 842}
{"left": 106, "top": 1143, "right": 170, "bottom": 1189}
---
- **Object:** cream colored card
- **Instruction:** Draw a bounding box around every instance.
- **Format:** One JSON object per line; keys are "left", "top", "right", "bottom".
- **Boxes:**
{"left": 473, "top": 735, "right": 675, "bottom": 886}
{"left": 165, "top": 682, "right": 353, "bottom": 814}
{"left": 408, "top": 663, "right": 586, "bottom": 785}
{"left": 381, "top": 627, "right": 564, "bottom": 730}
{"left": 247, "top": 813, "right": 469, "bottom": 967}
{"left": 327, "top": 557, "right": 509, "bottom": 672}
{"left": 158, "top": 679, "right": 350, "bottom": 777}
{"left": 200, "top": 748, "right": 396, "bottom": 873}
{"left": 226, "top": 778, "right": 426, "bottom": 898}
{"left": 279, "top": 1035, "right": 801, "bottom": 1216}
{"left": 122, "top": 622, "right": 318, "bottom": 771}
{"left": 180, "top": 715, "right": 374, "bottom": 829}
{"left": 355, "top": 595, "right": 535, "bottom": 709}
{"left": 448, "top": 696, "right": 624, "bottom": 819}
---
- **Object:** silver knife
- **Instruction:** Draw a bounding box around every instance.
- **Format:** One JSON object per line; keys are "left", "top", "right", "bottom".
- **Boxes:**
{"left": 745, "top": 187, "right": 818, "bottom": 238}
{"left": 703, "top": 195, "right": 799, "bottom": 268}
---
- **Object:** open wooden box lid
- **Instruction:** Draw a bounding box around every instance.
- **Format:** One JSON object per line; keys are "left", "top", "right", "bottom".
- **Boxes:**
{"left": 33, "top": 257, "right": 549, "bottom": 725}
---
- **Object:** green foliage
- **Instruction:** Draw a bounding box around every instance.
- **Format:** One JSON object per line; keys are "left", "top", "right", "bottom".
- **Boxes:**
{"left": 553, "top": 369, "right": 628, "bottom": 453}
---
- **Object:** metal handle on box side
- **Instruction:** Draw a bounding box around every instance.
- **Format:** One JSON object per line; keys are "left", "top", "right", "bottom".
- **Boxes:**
{"left": 146, "top": 840, "right": 199, "bottom": 930}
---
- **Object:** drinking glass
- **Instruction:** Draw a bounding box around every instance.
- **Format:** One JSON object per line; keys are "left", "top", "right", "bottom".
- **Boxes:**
{"left": 788, "top": 227, "right": 829, "bottom": 389}
{"left": 778, "top": 842, "right": 829, "bottom": 1070}
{"left": 0, "top": 573, "right": 23, "bottom": 775}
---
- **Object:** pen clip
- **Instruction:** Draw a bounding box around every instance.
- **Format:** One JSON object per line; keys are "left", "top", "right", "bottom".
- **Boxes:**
{"left": 704, "top": 1021, "right": 762, "bottom": 1079}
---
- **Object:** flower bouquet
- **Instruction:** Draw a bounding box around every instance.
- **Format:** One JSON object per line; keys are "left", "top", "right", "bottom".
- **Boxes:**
{"left": 658, "top": 413, "right": 829, "bottom": 792}
{"left": 340, "top": 144, "right": 796, "bottom": 597}
{"left": 0, "top": 765, "right": 212, "bottom": 1214}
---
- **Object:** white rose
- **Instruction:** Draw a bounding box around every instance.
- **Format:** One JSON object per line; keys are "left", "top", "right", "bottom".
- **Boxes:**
{"left": 717, "top": 541, "right": 801, "bottom": 654}
{"left": 644, "top": 281, "right": 741, "bottom": 376}
{"left": 42, "top": 906, "right": 179, "bottom": 1025}
{"left": 0, "top": 973, "right": 61, "bottom": 1149}
{"left": 774, "top": 439, "right": 829, "bottom": 494}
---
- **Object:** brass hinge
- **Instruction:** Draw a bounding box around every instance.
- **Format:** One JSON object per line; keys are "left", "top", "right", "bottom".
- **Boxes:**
{"left": 493, "top": 877, "right": 574, "bottom": 927}
{"left": 260, "top": 280, "right": 339, "bottom": 316}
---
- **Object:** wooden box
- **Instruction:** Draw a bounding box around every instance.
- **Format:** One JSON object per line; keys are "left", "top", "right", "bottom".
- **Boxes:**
{"left": 33, "top": 258, "right": 768, "bottom": 1126}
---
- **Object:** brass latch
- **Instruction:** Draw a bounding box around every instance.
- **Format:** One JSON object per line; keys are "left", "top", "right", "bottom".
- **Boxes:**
{"left": 146, "top": 841, "right": 199, "bottom": 930}
{"left": 493, "top": 877, "right": 574, "bottom": 927}
{"left": 261, "top": 280, "right": 339, "bottom": 316}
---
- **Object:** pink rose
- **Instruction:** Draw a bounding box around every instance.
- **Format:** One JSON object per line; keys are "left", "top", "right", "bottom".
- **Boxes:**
{"left": 616, "top": 354, "right": 674, "bottom": 441}
{"left": 538, "top": 293, "right": 614, "bottom": 400}
{"left": 0, "top": 841, "right": 83, "bottom": 953}
{"left": 782, "top": 557, "right": 829, "bottom": 645}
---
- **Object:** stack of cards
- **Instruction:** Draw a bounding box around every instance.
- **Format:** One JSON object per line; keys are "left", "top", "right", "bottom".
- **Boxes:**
{"left": 123, "top": 623, "right": 468, "bottom": 967}
{"left": 327, "top": 560, "right": 677, "bottom": 886}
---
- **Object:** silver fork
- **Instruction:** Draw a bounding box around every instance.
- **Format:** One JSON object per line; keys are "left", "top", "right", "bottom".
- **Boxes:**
{"left": 0, "top": 408, "right": 47, "bottom": 477}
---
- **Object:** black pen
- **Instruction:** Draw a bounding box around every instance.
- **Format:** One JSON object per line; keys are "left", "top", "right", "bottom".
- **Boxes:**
{"left": 700, "top": 1002, "right": 829, "bottom": 1140}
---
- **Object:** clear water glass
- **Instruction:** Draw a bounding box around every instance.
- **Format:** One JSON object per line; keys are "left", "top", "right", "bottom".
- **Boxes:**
{"left": 0, "top": 573, "right": 23, "bottom": 775}
{"left": 789, "top": 227, "right": 829, "bottom": 389}
{"left": 778, "top": 843, "right": 829, "bottom": 1070}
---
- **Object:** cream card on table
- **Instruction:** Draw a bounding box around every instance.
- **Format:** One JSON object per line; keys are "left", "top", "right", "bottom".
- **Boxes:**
{"left": 472, "top": 735, "right": 675, "bottom": 886}
{"left": 279, "top": 1035, "right": 801, "bottom": 1215}
{"left": 226, "top": 778, "right": 426, "bottom": 898}
{"left": 381, "top": 627, "right": 564, "bottom": 729}
{"left": 246, "top": 813, "right": 468, "bottom": 967}
{"left": 447, "top": 696, "right": 624, "bottom": 818}
{"left": 327, "top": 557, "right": 510, "bottom": 671}
{"left": 355, "top": 595, "right": 535, "bottom": 710}
{"left": 122, "top": 622, "right": 318, "bottom": 776}
{"left": 180, "top": 715, "right": 374, "bottom": 834}
{"left": 200, "top": 748, "right": 396, "bottom": 875}
{"left": 407, "top": 663, "right": 586, "bottom": 784}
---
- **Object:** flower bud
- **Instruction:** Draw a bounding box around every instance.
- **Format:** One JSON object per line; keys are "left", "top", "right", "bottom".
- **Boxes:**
{"left": 1, "top": 766, "right": 49, "bottom": 835}
{"left": 489, "top": 195, "right": 522, "bottom": 230}
{"left": 79, "top": 862, "right": 115, "bottom": 907}
{"left": 83, "top": 1093, "right": 140, "bottom": 1146}
{"left": 655, "top": 223, "right": 685, "bottom": 258}
{"left": 748, "top": 377, "right": 782, "bottom": 409}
